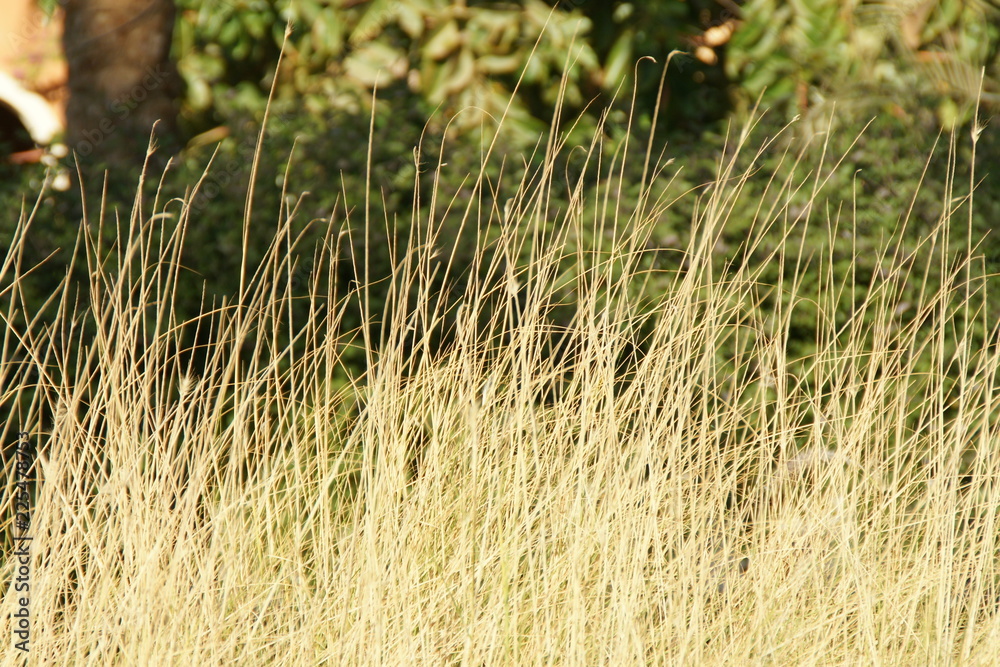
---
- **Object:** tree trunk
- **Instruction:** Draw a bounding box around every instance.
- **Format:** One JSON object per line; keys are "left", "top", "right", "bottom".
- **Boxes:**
{"left": 62, "top": 0, "right": 179, "bottom": 167}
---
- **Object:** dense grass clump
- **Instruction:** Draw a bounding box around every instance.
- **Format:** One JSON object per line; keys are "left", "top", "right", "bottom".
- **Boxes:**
{"left": 1, "top": 94, "right": 999, "bottom": 664}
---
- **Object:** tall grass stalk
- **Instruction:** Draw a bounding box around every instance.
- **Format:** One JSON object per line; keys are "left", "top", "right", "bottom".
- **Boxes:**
{"left": 1, "top": 96, "right": 998, "bottom": 664}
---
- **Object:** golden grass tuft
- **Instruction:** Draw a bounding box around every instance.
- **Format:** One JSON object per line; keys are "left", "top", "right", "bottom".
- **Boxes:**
{"left": 1, "top": 94, "right": 999, "bottom": 664}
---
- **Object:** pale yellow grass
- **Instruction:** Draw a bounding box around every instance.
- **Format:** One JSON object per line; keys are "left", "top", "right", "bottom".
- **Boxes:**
{"left": 1, "top": 101, "right": 999, "bottom": 666}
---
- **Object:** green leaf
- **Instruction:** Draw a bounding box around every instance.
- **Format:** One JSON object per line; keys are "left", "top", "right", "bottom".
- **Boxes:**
{"left": 243, "top": 12, "right": 267, "bottom": 39}
{"left": 476, "top": 53, "right": 523, "bottom": 75}
{"left": 350, "top": 0, "right": 394, "bottom": 45}
{"left": 424, "top": 58, "right": 452, "bottom": 104}
{"left": 424, "top": 20, "right": 462, "bottom": 61}
{"left": 397, "top": 3, "right": 425, "bottom": 39}
{"left": 344, "top": 42, "right": 407, "bottom": 88}
{"left": 445, "top": 47, "right": 476, "bottom": 95}
{"left": 602, "top": 29, "right": 634, "bottom": 91}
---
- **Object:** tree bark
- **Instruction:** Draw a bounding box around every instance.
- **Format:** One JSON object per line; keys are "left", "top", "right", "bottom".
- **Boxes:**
{"left": 62, "top": 0, "right": 179, "bottom": 167}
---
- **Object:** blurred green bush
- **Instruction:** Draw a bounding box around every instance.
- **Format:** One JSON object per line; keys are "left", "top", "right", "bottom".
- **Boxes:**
{"left": 5, "top": 0, "right": 1000, "bottom": 393}
{"left": 727, "top": 0, "right": 1000, "bottom": 129}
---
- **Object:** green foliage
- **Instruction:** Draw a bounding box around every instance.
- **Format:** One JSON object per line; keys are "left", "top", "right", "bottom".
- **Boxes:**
{"left": 727, "top": 0, "right": 1000, "bottom": 128}
{"left": 36, "top": 0, "right": 60, "bottom": 16}
{"left": 174, "top": 0, "right": 606, "bottom": 144}
{"left": 171, "top": 0, "right": 740, "bottom": 146}
{"left": 640, "top": 112, "right": 1000, "bottom": 410}
{"left": 9, "top": 0, "right": 1000, "bottom": 410}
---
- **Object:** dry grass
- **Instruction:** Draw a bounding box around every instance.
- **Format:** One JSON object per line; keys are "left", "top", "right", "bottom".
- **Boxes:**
{"left": 2, "top": 95, "right": 999, "bottom": 665}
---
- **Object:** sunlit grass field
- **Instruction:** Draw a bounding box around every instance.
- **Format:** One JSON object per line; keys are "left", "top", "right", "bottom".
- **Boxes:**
{"left": 2, "top": 95, "right": 999, "bottom": 664}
